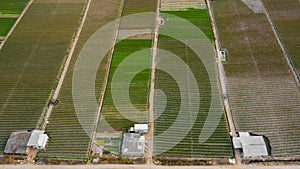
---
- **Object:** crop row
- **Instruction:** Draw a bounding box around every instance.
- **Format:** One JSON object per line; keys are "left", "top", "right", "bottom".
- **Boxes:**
{"left": 154, "top": 8, "right": 233, "bottom": 158}
{"left": 262, "top": 0, "right": 300, "bottom": 77}
{"left": 0, "top": 1, "right": 86, "bottom": 154}
{"left": 162, "top": 9, "right": 213, "bottom": 40}
{"left": 212, "top": 0, "right": 300, "bottom": 157}
{"left": 95, "top": 0, "right": 155, "bottom": 155}
{"left": 154, "top": 37, "right": 232, "bottom": 158}
{"left": 122, "top": 0, "right": 156, "bottom": 16}
{"left": 38, "top": 0, "right": 123, "bottom": 160}
{"left": 99, "top": 39, "right": 152, "bottom": 131}
{"left": 0, "top": 18, "right": 16, "bottom": 36}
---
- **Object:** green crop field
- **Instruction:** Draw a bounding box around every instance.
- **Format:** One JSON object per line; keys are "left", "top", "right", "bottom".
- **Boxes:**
{"left": 99, "top": 39, "right": 152, "bottom": 131}
{"left": 0, "top": 0, "right": 29, "bottom": 37}
{"left": 0, "top": 0, "right": 29, "bottom": 14}
{"left": 162, "top": 9, "right": 213, "bottom": 40}
{"left": 263, "top": 0, "right": 300, "bottom": 76}
{"left": 154, "top": 36, "right": 232, "bottom": 158}
{"left": 212, "top": 0, "right": 300, "bottom": 157}
{"left": 153, "top": 8, "right": 232, "bottom": 158}
{"left": 0, "top": 18, "right": 16, "bottom": 36}
{"left": 38, "top": 0, "right": 122, "bottom": 160}
{"left": 0, "top": 0, "right": 85, "bottom": 155}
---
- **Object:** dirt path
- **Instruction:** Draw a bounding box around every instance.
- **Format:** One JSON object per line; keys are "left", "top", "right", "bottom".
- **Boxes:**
{"left": 0, "top": 14, "right": 20, "bottom": 18}
{"left": 0, "top": 0, "right": 33, "bottom": 50}
{"left": 206, "top": 0, "right": 237, "bottom": 137}
{"left": 146, "top": 0, "right": 162, "bottom": 164}
{"left": 206, "top": 0, "right": 240, "bottom": 164}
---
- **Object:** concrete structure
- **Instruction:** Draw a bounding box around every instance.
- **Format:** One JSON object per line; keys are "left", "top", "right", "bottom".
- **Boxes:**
{"left": 4, "top": 130, "right": 32, "bottom": 154}
{"left": 233, "top": 132, "right": 268, "bottom": 158}
{"left": 220, "top": 49, "right": 228, "bottom": 62}
{"left": 27, "top": 130, "right": 48, "bottom": 150}
{"left": 121, "top": 133, "right": 145, "bottom": 157}
{"left": 134, "top": 124, "right": 148, "bottom": 133}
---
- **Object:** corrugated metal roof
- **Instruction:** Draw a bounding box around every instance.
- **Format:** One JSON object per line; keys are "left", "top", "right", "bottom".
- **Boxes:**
{"left": 4, "top": 130, "right": 32, "bottom": 154}
{"left": 27, "top": 130, "right": 48, "bottom": 150}
{"left": 237, "top": 132, "right": 268, "bottom": 158}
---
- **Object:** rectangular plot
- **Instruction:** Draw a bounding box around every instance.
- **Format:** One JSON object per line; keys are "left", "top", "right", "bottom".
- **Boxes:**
{"left": 212, "top": 0, "right": 300, "bottom": 157}
{"left": 39, "top": 0, "right": 123, "bottom": 160}
{"left": 154, "top": 8, "right": 232, "bottom": 158}
{"left": 99, "top": 39, "right": 152, "bottom": 131}
{"left": 0, "top": 1, "right": 85, "bottom": 155}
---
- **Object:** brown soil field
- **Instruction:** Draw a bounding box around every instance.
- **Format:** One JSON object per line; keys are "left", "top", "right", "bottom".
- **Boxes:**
{"left": 263, "top": 0, "right": 300, "bottom": 76}
{"left": 212, "top": 0, "right": 300, "bottom": 157}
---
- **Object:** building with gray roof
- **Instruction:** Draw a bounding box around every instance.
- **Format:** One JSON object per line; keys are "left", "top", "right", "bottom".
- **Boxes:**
{"left": 121, "top": 133, "right": 145, "bottom": 158}
{"left": 233, "top": 132, "right": 268, "bottom": 158}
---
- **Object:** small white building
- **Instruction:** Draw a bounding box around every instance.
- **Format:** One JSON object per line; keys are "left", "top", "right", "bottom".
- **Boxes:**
{"left": 134, "top": 124, "right": 148, "bottom": 134}
{"left": 27, "top": 130, "right": 49, "bottom": 150}
{"left": 233, "top": 132, "right": 268, "bottom": 158}
{"left": 220, "top": 48, "right": 228, "bottom": 61}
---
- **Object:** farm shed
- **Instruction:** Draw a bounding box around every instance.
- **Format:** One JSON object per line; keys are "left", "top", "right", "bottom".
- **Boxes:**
{"left": 4, "top": 130, "right": 32, "bottom": 155}
{"left": 27, "top": 130, "right": 48, "bottom": 150}
{"left": 121, "top": 133, "right": 145, "bottom": 157}
{"left": 134, "top": 124, "right": 148, "bottom": 133}
{"left": 233, "top": 132, "right": 268, "bottom": 158}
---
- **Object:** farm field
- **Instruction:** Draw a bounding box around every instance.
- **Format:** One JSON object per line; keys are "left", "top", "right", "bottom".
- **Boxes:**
{"left": 0, "top": 18, "right": 16, "bottom": 36}
{"left": 38, "top": 0, "right": 123, "bottom": 160}
{"left": 262, "top": 0, "right": 300, "bottom": 76}
{"left": 0, "top": 0, "right": 29, "bottom": 14}
{"left": 212, "top": 0, "right": 300, "bottom": 157}
{"left": 162, "top": 9, "right": 213, "bottom": 40}
{"left": 153, "top": 6, "right": 233, "bottom": 158}
{"left": 0, "top": 0, "right": 29, "bottom": 42}
{"left": 0, "top": 0, "right": 298, "bottom": 164}
{"left": 95, "top": 0, "right": 155, "bottom": 156}
{"left": 99, "top": 39, "right": 152, "bottom": 131}
{"left": 118, "top": 0, "right": 156, "bottom": 31}
{"left": 121, "top": 0, "right": 155, "bottom": 16}
{"left": 161, "top": 0, "right": 206, "bottom": 11}
{"left": 0, "top": 0, "right": 86, "bottom": 155}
